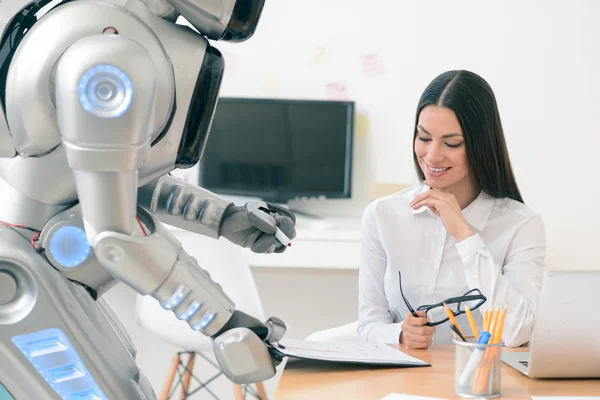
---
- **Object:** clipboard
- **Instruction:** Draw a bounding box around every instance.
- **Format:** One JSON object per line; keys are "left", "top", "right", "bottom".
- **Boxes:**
{"left": 271, "top": 339, "right": 430, "bottom": 367}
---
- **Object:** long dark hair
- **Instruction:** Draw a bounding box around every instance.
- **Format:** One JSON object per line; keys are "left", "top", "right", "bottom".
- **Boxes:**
{"left": 412, "top": 70, "right": 524, "bottom": 203}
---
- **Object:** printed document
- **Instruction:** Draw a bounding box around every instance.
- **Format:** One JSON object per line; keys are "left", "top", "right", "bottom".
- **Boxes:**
{"left": 276, "top": 339, "right": 428, "bottom": 366}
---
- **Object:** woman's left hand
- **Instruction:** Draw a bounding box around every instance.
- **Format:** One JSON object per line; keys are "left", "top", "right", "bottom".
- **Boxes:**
{"left": 410, "top": 189, "right": 474, "bottom": 242}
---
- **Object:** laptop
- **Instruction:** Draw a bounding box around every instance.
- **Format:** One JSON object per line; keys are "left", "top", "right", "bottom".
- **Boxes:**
{"left": 501, "top": 269, "right": 600, "bottom": 378}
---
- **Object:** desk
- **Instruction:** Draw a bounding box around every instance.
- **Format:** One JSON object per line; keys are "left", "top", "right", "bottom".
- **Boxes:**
{"left": 248, "top": 216, "right": 361, "bottom": 270}
{"left": 274, "top": 344, "right": 600, "bottom": 400}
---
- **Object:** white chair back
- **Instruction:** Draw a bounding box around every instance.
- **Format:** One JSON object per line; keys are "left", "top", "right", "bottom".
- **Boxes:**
{"left": 135, "top": 230, "right": 265, "bottom": 352}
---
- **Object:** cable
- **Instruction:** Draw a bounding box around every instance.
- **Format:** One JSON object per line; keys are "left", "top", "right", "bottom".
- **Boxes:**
{"left": 0, "top": 220, "right": 42, "bottom": 251}
{"left": 136, "top": 215, "right": 148, "bottom": 236}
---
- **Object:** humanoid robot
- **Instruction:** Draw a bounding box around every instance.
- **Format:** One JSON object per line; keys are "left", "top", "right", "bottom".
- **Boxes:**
{"left": 0, "top": 0, "right": 297, "bottom": 398}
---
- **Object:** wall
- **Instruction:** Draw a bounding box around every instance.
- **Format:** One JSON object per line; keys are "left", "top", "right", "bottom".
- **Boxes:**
{"left": 183, "top": 0, "right": 600, "bottom": 270}
{"left": 122, "top": 1, "right": 600, "bottom": 398}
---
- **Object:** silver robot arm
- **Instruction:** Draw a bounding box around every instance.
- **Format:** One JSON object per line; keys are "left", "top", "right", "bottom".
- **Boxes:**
{"left": 138, "top": 175, "right": 297, "bottom": 252}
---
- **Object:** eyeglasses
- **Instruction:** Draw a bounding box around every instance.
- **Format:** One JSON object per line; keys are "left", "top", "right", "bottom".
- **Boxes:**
{"left": 398, "top": 271, "right": 487, "bottom": 327}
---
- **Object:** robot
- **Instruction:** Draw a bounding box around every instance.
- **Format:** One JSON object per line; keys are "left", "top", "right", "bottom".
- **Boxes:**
{"left": 0, "top": 0, "right": 297, "bottom": 398}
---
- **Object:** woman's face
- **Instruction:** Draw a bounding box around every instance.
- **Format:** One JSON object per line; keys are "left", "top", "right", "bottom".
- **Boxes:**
{"left": 414, "top": 105, "right": 470, "bottom": 191}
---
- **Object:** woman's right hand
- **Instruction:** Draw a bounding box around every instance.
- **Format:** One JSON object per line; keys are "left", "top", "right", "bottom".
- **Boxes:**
{"left": 399, "top": 310, "right": 435, "bottom": 348}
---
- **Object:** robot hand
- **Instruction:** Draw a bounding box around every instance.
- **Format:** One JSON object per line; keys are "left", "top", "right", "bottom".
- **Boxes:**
{"left": 212, "top": 310, "right": 287, "bottom": 384}
{"left": 138, "top": 176, "right": 297, "bottom": 253}
{"left": 220, "top": 201, "right": 296, "bottom": 253}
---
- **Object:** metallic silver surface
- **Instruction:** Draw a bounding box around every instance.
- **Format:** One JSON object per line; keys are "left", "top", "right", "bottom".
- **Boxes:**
{"left": 39, "top": 204, "right": 118, "bottom": 296}
{"left": 0, "top": 0, "right": 284, "bottom": 393}
{"left": 7, "top": 0, "right": 174, "bottom": 156}
{"left": 0, "top": 271, "right": 17, "bottom": 305}
{"left": 138, "top": 175, "right": 232, "bottom": 238}
{"left": 213, "top": 327, "right": 276, "bottom": 384}
{"left": 0, "top": 226, "right": 156, "bottom": 399}
{"left": 167, "top": 0, "right": 236, "bottom": 39}
{"left": 94, "top": 208, "right": 234, "bottom": 336}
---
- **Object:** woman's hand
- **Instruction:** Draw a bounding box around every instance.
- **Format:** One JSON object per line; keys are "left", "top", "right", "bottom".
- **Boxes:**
{"left": 399, "top": 311, "right": 435, "bottom": 349}
{"left": 410, "top": 189, "right": 474, "bottom": 242}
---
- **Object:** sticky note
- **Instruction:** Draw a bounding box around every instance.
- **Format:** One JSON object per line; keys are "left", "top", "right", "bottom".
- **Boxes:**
{"left": 326, "top": 81, "right": 348, "bottom": 101}
{"left": 360, "top": 52, "right": 386, "bottom": 78}
{"left": 355, "top": 113, "right": 370, "bottom": 137}
{"left": 310, "top": 45, "right": 333, "bottom": 66}
{"left": 260, "top": 74, "right": 281, "bottom": 96}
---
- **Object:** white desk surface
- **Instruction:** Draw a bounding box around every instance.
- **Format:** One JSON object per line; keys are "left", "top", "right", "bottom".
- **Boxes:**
{"left": 168, "top": 216, "right": 362, "bottom": 270}
{"left": 248, "top": 216, "right": 361, "bottom": 270}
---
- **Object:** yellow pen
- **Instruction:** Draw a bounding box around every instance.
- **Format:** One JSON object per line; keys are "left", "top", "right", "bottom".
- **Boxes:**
{"left": 465, "top": 306, "right": 479, "bottom": 339}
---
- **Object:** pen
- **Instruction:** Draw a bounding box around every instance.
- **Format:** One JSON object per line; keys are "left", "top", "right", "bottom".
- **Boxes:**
{"left": 275, "top": 227, "right": 292, "bottom": 247}
{"left": 458, "top": 331, "right": 491, "bottom": 386}
{"left": 451, "top": 324, "right": 467, "bottom": 342}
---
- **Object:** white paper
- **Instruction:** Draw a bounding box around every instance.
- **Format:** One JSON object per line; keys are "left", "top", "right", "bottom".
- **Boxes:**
{"left": 531, "top": 397, "right": 600, "bottom": 400}
{"left": 380, "top": 395, "right": 450, "bottom": 400}
{"left": 277, "top": 339, "right": 427, "bottom": 366}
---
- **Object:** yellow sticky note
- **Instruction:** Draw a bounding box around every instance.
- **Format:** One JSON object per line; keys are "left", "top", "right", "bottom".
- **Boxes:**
{"left": 260, "top": 74, "right": 280, "bottom": 96}
{"left": 355, "top": 113, "right": 370, "bottom": 137}
{"left": 311, "top": 45, "right": 332, "bottom": 66}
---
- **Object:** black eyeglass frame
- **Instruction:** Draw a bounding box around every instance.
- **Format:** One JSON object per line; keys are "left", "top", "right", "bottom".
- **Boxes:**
{"left": 398, "top": 271, "right": 487, "bottom": 327}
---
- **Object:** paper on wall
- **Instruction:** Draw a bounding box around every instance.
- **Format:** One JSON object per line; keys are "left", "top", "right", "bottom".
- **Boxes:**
{"left": 355, "top": 113, "right": 371, "bottom": 137}
{"left": 360, "top": 52, "right": 386, "bottom": 78}
{"left": 310, "top": 45, "right": 333, "bottom": 66}
{"left": 259, "top": 73, "right": 281, "bottom": 96}
{"left": 326, "top": 81, "right": 349, "bottom": 100}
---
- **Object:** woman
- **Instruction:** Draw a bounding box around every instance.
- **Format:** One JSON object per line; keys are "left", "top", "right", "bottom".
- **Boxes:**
{"left": 358, "top": 70, "right": 545, "bottom": 348}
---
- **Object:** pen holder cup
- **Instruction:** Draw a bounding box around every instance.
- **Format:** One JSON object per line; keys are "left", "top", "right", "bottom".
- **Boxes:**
{"left": 454, "top": 339, "right": 503, "bottom": 398}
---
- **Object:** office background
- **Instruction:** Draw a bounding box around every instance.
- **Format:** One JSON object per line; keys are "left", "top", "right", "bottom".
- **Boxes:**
{"left": 104, "top": 0, "right": 600, "bottom": 399}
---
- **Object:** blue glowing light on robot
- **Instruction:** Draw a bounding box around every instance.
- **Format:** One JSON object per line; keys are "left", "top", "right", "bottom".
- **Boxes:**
{"left": 192, "top": 311, "right": 216, "bottom": 331}
{"left": 49, "top": 226, "right": 91, "bottom": 268}
{"left": 12, "top": 329, "right": 108, "bottom": 400}
{"left": 163, "top": 286, "right": 188, "bottom": 310}
{"left": 179, "top": 301, "right": 202, "bottom": 320}
{"left": 78, "top": 64, "right": 133, "bottom": 118}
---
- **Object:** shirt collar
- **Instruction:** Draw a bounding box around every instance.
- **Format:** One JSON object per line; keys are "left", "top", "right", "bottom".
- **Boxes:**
{"left": 411, "top": 183, "right": 495, "bottom": 231}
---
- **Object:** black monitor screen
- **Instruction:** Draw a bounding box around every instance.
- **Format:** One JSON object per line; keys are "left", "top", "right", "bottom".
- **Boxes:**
{"left": 198, "top": 97, "right": 354, "bottom": 202}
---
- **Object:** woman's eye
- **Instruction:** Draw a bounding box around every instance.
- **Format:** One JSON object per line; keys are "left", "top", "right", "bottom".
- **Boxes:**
{"left": 446, "top": 143, "right": 464, "bottom": 148}
{"left": 417, "top": 137, "right": 431, "bottom": 143}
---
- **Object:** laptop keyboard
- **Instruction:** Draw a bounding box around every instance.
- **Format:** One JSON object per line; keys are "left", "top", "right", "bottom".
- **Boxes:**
{"left": 519, "top": 361, "right": 529, "bottom": 367}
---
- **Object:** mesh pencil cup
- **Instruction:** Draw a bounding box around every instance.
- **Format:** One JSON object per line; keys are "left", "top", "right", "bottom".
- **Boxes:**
{"left": 454, "top": 339, "right": 503, "bottom": 398}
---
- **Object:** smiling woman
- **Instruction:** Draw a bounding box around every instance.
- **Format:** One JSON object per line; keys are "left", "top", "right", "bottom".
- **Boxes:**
{"left": 357, "top": 70, "right": 546, "bottom": 349}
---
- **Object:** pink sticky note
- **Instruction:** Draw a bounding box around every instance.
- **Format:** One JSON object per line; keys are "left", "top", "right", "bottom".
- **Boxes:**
{"left": 326, "top": 82, "right": 349, "bottom": 100}
{"left": 360, "top": 53, "right": 386, "bottom": 78}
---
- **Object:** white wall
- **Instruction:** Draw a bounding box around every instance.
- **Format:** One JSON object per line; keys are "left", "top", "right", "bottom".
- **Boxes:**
{"left": 204, "top": 0, "right": 600, "bottom": 270}
{"left": 125, "top": 1, "right": 600, "bottom": 398}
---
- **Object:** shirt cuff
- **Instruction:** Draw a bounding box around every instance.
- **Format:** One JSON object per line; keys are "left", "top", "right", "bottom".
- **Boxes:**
{"left": 368, "top": 322, "right": 403, "bottom": 344}
{"left": 455, "top": 233, "right": 485, "bottom": 259}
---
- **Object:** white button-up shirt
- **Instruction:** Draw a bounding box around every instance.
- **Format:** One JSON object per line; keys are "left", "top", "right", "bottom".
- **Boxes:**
{"left": 358, "top": 183, "right": 545, "bottom": 347}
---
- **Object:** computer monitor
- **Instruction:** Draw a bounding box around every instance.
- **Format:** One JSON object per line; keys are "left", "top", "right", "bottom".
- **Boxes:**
{"left": 198, "top": 97, "right": 354, "bottom": 203}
